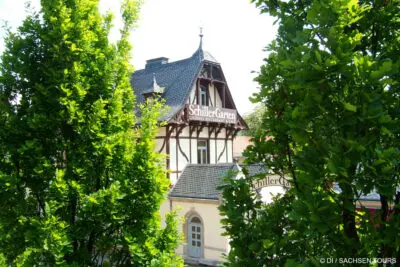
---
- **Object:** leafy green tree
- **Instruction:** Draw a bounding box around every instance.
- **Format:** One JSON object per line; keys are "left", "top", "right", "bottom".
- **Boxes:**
{"left": 219, "top": 174, "right": 332, "bottom": 266}
{"left": 0, "top": 0, "right": 182, "bottom": 266}
{"left": 240, "top": 104, "right": 267, "bottom": 136}
{"left": 220, "top": 0, "right": 400, "bottom": 265}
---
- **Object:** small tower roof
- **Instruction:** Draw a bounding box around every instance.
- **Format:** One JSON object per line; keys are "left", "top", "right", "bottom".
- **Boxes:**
{"left": 141, "top": 74, "right": 164, "bottom": 95}
{"left": 192, "top": 28, "right": 218, "bottom": 63}
{"left": 151, "top": 74, "right": 164, "bottom": 93}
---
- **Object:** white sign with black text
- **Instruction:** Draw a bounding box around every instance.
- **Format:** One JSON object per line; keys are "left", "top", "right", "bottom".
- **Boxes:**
{"left": 186, "top": 104, "right": 237, "bottom": 124}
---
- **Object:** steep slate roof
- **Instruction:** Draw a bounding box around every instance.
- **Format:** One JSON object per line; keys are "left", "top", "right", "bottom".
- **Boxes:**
{"left": 169, "top": 163, "right": 267, "bottom": 200}
{"left": 131, "top": 44, "right": 219, "bottom": 121}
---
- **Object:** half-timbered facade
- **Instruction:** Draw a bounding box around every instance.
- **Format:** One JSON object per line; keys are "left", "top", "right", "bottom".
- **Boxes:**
{"left": 131, "top": 36, "right": 250, "bottom": 265}
{"left": 132, "top": 38, "right": 247, "bottom": 185}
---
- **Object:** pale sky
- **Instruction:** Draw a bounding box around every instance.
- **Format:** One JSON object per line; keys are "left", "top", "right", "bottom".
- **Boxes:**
{"left": 0, "top": 0, "right": 277, "bottom": 115}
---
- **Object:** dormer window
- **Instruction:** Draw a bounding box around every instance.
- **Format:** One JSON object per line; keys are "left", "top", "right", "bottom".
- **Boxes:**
{"left": 199, "top": 86, "right": 208, "bottom": 106}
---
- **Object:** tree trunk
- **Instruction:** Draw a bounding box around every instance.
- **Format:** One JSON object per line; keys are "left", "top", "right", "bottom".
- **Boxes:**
{"left": 339, "top": 181, "right": 359, "bottom": 256}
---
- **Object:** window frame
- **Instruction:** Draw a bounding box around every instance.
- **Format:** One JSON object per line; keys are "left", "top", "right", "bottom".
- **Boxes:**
{"left": 199, "top": 85, "right": 208, "bottom": 106}
{"left": 197, "top": 139, "right": 209, "bottom": 164}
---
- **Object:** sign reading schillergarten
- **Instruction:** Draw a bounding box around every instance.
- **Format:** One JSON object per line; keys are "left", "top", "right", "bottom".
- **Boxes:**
{"left": 253, "top": 175, "right": 291, "bottom": 189}
{"left": 186, "top": 104, "right": 237, "bottom": 124}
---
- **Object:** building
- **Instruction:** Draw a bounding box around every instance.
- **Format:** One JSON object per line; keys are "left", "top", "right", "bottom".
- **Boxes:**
{"left": 131, "top": 35, "right": 247, "bottom": 185}
{"left": 168, "top": 163, "right": 266, "bottom": 265}
{"left": 131, "top": 35, "right": 258, "bottom": 265}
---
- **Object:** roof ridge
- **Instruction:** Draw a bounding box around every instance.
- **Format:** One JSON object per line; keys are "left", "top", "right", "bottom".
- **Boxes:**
{"left": 185, "top": 163, "right": 236, "bottom": 166}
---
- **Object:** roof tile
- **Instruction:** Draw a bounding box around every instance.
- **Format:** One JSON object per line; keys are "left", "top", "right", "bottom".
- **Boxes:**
{"left": 169, "top": 163, "right": 267, "bottom": 200}
{"left": 131, "top": 46, "right": 219, "bottom": 121}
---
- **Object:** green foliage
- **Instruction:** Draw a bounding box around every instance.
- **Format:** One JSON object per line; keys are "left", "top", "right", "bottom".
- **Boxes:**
{"left": 220, "top": 0, "right": 400, "bottom": 265}
{"left": 0, "top": 0, "right": 181, "bottom": 266}
{"left": 219, "top": 175, "right": 335, "bottom": 267}
{"left": 149, "top": 211, "right": 183, "bottom": 267}
{"left": 240, "top": 104, "right": 267, "bottom": 136}
{"left": 0, "top": 253, "right": 5, "bottom": 266}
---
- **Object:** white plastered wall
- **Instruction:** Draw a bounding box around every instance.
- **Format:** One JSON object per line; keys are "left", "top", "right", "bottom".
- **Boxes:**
{"left": 227, "top": 139, "right": 233, "bottom": 163}
{"left": 177, "top": 138, "right": 190, "bottom": 171}
{"left": 167, "top": 198, "right": 228, "bottom": 263}
{"left": 169, "top": 138, "right": 177, "bottom": 185}
{"left": 216, "top": 140, "right": 226, "bottom": 163}
{"left": 191, "top": 139, "right": 197, "bottom": 163}
{"left": 209, "top": 139, "right": 216, "bottom": 164}
{"left": 188, "top": 84, "right": 197, "bottom": 104}
{"left": 209, "top": 83, "right": 222, "bottom": 108}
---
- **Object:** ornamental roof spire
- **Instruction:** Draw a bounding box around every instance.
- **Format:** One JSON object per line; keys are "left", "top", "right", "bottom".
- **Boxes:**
{"left": 199, "top": 26, "right": 203, "bottom": 50}
{"left": 151, "top": 73, "right": 163, "bottom": 93}
{"left": 193, "top": 27, "right": 207, "bottom": 61}
{"left": 191, "top": 28, "right": 218, "bottom": 63}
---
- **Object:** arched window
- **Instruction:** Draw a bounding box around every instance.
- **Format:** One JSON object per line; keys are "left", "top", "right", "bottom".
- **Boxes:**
{"left": 190, "top": 216, "right": 201, "bottom": 224}
{"left": 188, "top": 215, "right": 203, "bottom": 258}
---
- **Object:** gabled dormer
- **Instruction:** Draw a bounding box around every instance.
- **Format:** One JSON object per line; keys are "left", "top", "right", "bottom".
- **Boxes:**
{"left": 184, "top": 41, "right": 246, "bottom": 131}
{"left": 131, "top": 35, "right": 247, "bottom": 131}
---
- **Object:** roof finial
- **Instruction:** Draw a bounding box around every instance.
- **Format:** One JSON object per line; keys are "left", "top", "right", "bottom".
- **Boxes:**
{"left": 199, "top": 26, "right": 203, "bottom": 49}
{"left": 153, "top": 73, "right": 157, "bottom": 85}
{"left": 151, "top": 73, "right": 164, "bottom": 94}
